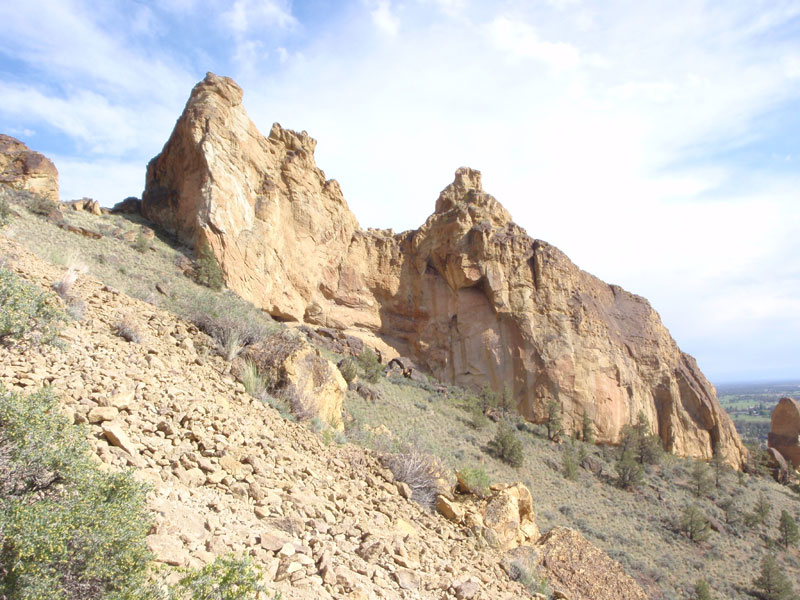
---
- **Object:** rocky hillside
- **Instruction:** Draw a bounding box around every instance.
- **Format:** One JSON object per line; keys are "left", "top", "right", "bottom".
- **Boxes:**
{"left": 0, "top": 231, "right": 652, "bottom": 599}
{"left": 142, "top": 73, "right": 744, "bottom": 466}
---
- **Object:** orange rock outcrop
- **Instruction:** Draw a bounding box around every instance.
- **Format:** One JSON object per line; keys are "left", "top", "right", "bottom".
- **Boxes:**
{"left": 143, "top": 73, "right": 745, "bottom": 466}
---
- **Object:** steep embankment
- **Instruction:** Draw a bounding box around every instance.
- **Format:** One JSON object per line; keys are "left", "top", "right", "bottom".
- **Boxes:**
{"left": 142, "top": 72, "right": 744, "bottom": 466}
{"left": 0, "top": 234, "right": 648, "bottom": 600}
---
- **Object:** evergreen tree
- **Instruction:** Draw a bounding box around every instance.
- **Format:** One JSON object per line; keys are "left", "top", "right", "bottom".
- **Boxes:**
{"left": 500, "top": 385, "right": 514, "bottom": 415}
{"left": 563, "top": 442, "right": 578, "bottom": 480}
{"left": 194, "top": 241, "right": 224, "bottom": 290}
{"left": 615, "top": 450, "right": 643, "bottom": 490}
{"left": 778, "top": 510, "right": 799, "bottom": 549}
{"left": 753, "top": 492, "right": 772, "bottom": 527}
{"left": 710, "top": 443, "right": 727, "bottom": 488}
{"left": 619, "top": 411, "right": 662, "bottom": 466}
{"left": 581, "top": 411, "right": 595, "bottom": 444}
{"left": 545, "top": 399, "right": 563, "bottom": 441}
{"left": 680, "top": 505, "right": 710, "bottom": 543}
{"left": 753, "top": 555, "right": 794, "bottom": 600}
{"left": 690, "top": 460, "right": 713, "bottom": 498}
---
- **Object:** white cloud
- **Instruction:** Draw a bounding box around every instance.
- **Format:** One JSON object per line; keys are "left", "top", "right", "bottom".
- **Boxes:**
{"left": 486, "top": 16, "right": 581, "bottom": 69}
{"left": 371, "top": 0, "right": 400, "bottom": 36}
{"left": 223, "top": 0, "right": 296, "bottom": 33}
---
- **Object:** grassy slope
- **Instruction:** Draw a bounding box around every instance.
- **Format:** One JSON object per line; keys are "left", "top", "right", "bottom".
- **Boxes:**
{"left": 3, "top": 195, "right": 800, "bottom": 600}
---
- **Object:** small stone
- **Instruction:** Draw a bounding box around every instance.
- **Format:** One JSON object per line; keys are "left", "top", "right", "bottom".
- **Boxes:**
{"left": 394, "top": 569, "right": 418, "bottom": 591}
{"left": 88, "top": 406, "right": 119, "bottom": 423}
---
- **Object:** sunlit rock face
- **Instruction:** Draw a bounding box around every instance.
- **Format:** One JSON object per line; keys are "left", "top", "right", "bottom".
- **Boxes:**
{"left": 0, "top": 134, "right": 59, "bottom": 201}
{"left": 143, "top": 72, "right": 746, "bottom": 467}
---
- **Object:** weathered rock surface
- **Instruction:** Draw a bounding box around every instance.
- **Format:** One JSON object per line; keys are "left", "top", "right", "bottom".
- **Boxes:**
{"left": 536, "top": 528, "right": 648, "bottom": 600}
{"left": 0, "top": 134, "right": 59, "bottom": 201}
{"left": 767, "top": 397, "right": 800, "bottom": 469}
{"left": 142, "top": 72, "right": 744, "bottom": 466}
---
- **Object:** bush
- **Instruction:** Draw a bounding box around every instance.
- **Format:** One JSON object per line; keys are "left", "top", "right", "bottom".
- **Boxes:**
{"left": 0, "top": 267, "right": 66, "bottom": 348}
{"left": 114, "top": 315, "right": 142, "bottom": 344}
{"left": 356, "top": 348, "right": 383, "bottom": 384}
{"left": 468, "top": 402, "right": 490, "bottom": 430}
{"left": 382, "top": 449, "right": 448, "bottom": 509}
{"left": 194, "top": 242, "right": 224, "bottom": 290}
{"left": 133, "top": 230, "right": 150, "bottom": 254}
{"left": 239, "top": 359, "right": 267, "bottom": 398}
{"left": 337, "top": 357, "right": 358, "bottom": 384}
{"left": 563, "top": 442, "right": 578, "bottom": 480}
{"left": 456, "top": 466, "right": 490, "bottom": 497}
{"left": 690, "top": 460, "right": 713, "bottom": 498}
{"left": 0, "top": 194, "right": 12, "bottom": 226}
{"left": 488, "top": 422, "right": 524, "bottom": 468}
{"left": 193, "top": 313, "right": 270, "bottom": 362}
{"left": 169, "top": 555, "right": 272, "bottom": 600}
{"left": 27, "top": 194, "right": 58, "bottom": 216}
{"left": 581, "top": 412, "right": 595, "bottom": 444}
{"left": 694, "top": 579, "right": 712, "bottom": 600}
{"left": 0, "top": 386, "right": 154, "bottom": 600}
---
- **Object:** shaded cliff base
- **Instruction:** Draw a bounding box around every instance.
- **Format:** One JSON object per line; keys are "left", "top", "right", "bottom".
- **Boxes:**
{"left": 2, "top": 186, "right": 799, "bottom": 600}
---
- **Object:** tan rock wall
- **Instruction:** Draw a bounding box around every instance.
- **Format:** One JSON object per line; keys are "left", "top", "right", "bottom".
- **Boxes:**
{"left": 142, "top": 73, "right": 745, "bottom": 467}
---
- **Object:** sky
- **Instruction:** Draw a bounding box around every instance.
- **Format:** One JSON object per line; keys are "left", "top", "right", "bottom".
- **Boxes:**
{"left": 1, "top": 0, "right": 799, "bottom": 383}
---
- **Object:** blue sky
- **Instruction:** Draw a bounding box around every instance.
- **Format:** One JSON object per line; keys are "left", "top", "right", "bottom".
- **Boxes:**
{"left": 1, "top": 0, "right": 799, "bottom": 383}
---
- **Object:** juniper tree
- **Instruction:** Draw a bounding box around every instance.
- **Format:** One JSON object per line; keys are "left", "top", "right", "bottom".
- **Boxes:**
{"left": 753, "top": 555, "right": 794, "bottom": 600}
{"left": 690, "top": 460, "right": 713, "bottom": 498}
{"left": 545, "top": 399, "right": 563, "bottom": 441}
{"left": 778, "top": 510, "right": 799, "bottom": 549}
{"left": 581, "top": 412, "right": 595, "bottom": 444}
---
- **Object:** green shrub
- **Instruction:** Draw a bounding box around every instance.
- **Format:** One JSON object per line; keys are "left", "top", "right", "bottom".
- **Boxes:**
{"left": 563, "top": 442, "right": 578, "bottom": 480}
{"left": 27, "top": 194, "right": 58, "bottom": 216}
{"left": 239, "top": 359, "right": 267, "bottom": 398}
{"left": 356, "top": 348, "right": 383, "bottom": 384}
{"left": 753, "top": 492, "right": 772, "bottom": 526}
{"left": 133, "top": 229, "right": 150, "bottom": 254}
{"left": 338, "top": 357, "right": 358, "bottom": 384}
{"left": 169, "top": 554, "right": 273, "bottom": 600}
{"left": 456, "top": 466, "right": 490, "bottom": 497}
{"left": 468, "top": 402, "right": 490, "bottom": 430}
{"left": 194, "top": 242, "right": 224, "bottom": 290}
{"left": 0, "top": 386, "right": 154, "bottom": 600}
{"left": 488, "top": 422, "right": 524, "bottom": 468}
{"left": 694, "top": 579, "right": 712, "bottom": 600}
{"left": 0, "top": 267, "right": 67, "bottom": 348}
{"left": 0, "top": 194, "right": 12, "bottom": 226}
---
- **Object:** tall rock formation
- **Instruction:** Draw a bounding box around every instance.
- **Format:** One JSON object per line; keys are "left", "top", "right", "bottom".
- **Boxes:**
{"left": 768, "top": 397, "right": 800, "bottom": 469}
{"left": 0, "top": 134, "right": 59, "bottom": 201}
{"left": 143, "top": 73, "right": 745, "bottom": 466}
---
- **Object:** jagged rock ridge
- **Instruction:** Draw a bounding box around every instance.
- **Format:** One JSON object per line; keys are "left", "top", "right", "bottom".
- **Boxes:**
{"left": 143, "top": 72, "right": 745, "bottom": 466}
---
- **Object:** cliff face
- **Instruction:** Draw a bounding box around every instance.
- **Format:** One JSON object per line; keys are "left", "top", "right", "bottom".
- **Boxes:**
{"left": 143, "top": 73, "right": 745, "bottom": 466}
{"left": 0, "top": 134, "right": 59, "bottom": 201}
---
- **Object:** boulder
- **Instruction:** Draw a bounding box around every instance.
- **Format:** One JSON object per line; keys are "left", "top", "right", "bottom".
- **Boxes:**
{"left": 0, "top": 134, "right": 59, "bottom": 201}
{"left": 535, "top": 528, "right": 648, "bottom": 600}
{"left": 142, "top": 73, "right": 746, "bottom": 467}
{"left": 111, "top": 196, "right": 142, "bottom": 214}
{"left": 245, "top": 333, "right": 345, "bottom": 430}
{"left": 480, "top": 483, "right": 539, "bottom": 551}
{"left": 66, "top": 197, "right": 102, "bottom": 215}
{"left": 767, "top": 397, "right": 800, "bottom": 470}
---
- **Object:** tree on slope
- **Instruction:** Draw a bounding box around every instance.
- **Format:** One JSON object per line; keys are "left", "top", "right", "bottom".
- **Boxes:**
{"left": 752, "top": 555, "right": 794, "bottom": 600}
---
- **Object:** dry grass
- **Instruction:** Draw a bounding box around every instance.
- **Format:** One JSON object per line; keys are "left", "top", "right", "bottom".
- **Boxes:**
{"left": 382, "top": 449, "right": 450, "bottom": 509}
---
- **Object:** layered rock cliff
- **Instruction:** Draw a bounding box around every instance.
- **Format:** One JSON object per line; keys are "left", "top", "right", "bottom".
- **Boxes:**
{"left": 143, "top": 73, "right": 745, "bottom": 466}
{"left": 0, "top": 134, "right": 59, "bottom": 201}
